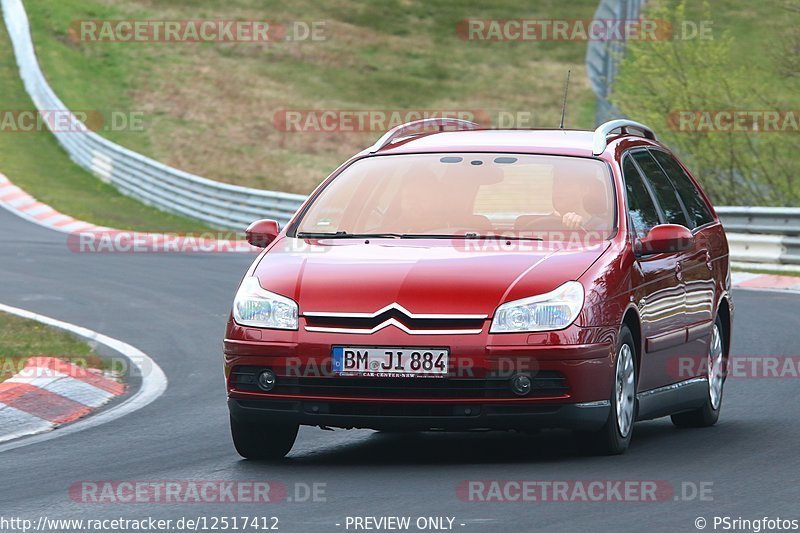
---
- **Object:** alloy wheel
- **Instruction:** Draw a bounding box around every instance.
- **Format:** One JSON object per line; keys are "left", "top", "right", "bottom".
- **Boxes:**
{"left": 615, "top": 343, "right": 635, "bottom": 438}
{"left": 708, "top": 324, "right": 725, "bottom": 410}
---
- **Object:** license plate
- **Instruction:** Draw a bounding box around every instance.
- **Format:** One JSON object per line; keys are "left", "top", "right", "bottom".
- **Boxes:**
{"left": 332, "top": 347, "right": 449, "bottom": 377}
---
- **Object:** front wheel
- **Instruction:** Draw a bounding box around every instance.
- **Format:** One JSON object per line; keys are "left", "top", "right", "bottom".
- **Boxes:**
{"left": 230, "top": 415, "right": 298, "bottom": 460}
{"left": 671, "top": 316, "right": 726, "bottom": 428}
{"left": 580, "top": 324, "right": 636, "bottom": 455}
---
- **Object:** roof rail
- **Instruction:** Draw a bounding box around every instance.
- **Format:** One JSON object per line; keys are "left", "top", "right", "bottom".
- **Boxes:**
{"left": 368, "top": 118, "right": 480, "bottom": 153}
{"left": 592, "top": 119, "right": 656, "bottom": 155}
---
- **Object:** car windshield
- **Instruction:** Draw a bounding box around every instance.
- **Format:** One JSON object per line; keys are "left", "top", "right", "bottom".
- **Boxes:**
{"left": 294, "top": 153, "right": 615, "bottom": 240}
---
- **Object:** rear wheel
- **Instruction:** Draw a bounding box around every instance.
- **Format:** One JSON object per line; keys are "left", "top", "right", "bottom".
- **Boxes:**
{"left": 230, "top": 416, "right": 298, "bottom": 460}
{"left": 671, "top": 316, "right": 725, "bottom": 428}
{"left": 581, "top": 324, "right": 636, "bottom": 455}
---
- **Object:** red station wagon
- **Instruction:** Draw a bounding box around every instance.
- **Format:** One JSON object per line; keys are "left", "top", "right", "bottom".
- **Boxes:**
{"left": 224, "top": 118, "right": 733, "bottom": 458}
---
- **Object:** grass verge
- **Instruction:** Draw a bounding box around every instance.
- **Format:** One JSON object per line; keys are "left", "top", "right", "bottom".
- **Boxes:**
{"left": 0, "top": 22, "right": 213, "bottom": 232}
{"left": 22, "top": 0, "right": 599, "bottom": 194}
{"left": 0, "top": 311, "right": 107, "bottom": 383}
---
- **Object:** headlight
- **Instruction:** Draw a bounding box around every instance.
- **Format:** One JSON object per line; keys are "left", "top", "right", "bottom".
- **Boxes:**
{"left": 490, "top": 281, "right": 584, "bottom": 333}
{"left": 232, "top": 277, "right": 298, "bottom": 330}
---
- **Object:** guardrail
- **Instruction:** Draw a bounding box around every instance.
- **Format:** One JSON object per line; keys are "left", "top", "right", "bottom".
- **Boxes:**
{"left": 715, "top": 207, "right": 800, "bottom": 236}
{"left": 585, "top": 0, "right": 646, "bottom": 124}
{"left": 1, "top": 0, "right": 306, "bottom": 229}
{"left": 717, "top": 208, "right": 800, "bottom": 270}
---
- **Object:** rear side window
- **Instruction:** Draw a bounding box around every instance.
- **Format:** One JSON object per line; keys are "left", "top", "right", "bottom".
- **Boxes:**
{"left": 631, "top": 151, "right": 690, "bottom": 227}
{"left": 622, "top": 156, "right": 661, "bottom": 240}
{"left": 650, "top": 150, "right": 714, "bottom": 228}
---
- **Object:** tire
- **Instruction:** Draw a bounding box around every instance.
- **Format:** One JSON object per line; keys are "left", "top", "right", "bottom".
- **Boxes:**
{"left": 230, "top": 415, "right": 298, "bottom": 460}
{"left": 581, "top": 324, "right": 637, "bottom": 455}
{"left": 671, "top": 315, "right": 726, "bottom": 428}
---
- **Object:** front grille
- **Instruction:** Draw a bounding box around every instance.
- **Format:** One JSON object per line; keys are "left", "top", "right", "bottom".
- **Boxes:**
{"left": 230, "top": 366, "right": 568, "bottom": 399}
{"left": 304, "top": 314, "right": 485, "bottom": 332}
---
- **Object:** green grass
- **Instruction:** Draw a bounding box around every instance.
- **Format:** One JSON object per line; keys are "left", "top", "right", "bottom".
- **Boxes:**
{"left": 0, "top": 311, "right": 104, "bottom": 383}
{"left": 21, "top": 0, "right": 600, "bottom": 194}
{"left": 0, "top": 22, "right": 211, "bottom": 232}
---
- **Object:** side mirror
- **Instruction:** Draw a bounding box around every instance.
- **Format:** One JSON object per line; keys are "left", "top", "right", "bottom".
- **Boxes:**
{"left": 245, "top": 219, "right": 280, "bottom": 248}
{"left": 635, "top": 224, "right": 693, "bottom": 257}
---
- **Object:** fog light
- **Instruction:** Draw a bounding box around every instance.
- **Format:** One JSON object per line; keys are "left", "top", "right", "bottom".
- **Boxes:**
{"left": 257, "top": 369, "right": 277, "bottom": 392}
{"left": 511, "top": 374, "right": 532, "bottom": 396}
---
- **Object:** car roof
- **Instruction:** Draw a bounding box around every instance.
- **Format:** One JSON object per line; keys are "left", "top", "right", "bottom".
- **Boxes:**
{"left": 371, "top": 129, "right": 599, "bottom": 158}
{"left": 365, "top": 120, "right": 662, "bottom": 159}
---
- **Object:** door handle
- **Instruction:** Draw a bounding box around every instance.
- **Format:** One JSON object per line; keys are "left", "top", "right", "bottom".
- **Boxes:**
{"left": 675, "top": 262, "right": 683, "bottom": 281}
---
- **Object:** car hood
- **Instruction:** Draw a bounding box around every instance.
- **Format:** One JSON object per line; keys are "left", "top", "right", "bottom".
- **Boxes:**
{"left": 252, "top": 238, "right": 609, "bottom": 316}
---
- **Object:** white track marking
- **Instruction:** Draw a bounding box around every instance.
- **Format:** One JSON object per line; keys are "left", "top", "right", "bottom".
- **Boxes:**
{"left": 22, "top": 204, "right": 51, "bottom": 217}
{"left": 7, "top": 195, "right": 35, "bottom": 208}
{"left": 0, "top": 302, "right": 168, "bottom": 452}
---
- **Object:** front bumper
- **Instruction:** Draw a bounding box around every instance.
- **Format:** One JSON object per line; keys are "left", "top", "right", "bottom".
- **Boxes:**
{"left": 228, "top": 396, "right": 611, "bottom": 431}
{"left": 224, "top": 321, "right": 616, "bottom": 431}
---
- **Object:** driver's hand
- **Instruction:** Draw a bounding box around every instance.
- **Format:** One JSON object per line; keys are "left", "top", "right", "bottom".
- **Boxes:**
{"left": 562, "top": 212, "right": 584, "bottom": 230}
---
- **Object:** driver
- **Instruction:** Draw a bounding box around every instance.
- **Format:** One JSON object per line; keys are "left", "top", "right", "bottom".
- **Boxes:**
{"left": 552, "top": 173, "right": 610, "bottom": 232}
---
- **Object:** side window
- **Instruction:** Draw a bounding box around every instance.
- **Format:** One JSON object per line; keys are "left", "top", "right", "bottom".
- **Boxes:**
{"left": 631, "top": 151, "right": 690, "bottom": 227}
{"left": 622, "top": 156, "right": 661, "bottom": 240}
{"left": 650, "top": 150, "right": 714, "bottom": 228}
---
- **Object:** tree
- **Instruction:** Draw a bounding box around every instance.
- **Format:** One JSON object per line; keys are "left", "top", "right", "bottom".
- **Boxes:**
{"left": 611, "top": 1, "right": 799, "bottom": 206}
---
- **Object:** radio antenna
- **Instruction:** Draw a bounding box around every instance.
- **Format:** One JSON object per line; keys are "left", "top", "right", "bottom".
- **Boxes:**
{"left": 559, "top": 69, "right": 571, "bottom": 129}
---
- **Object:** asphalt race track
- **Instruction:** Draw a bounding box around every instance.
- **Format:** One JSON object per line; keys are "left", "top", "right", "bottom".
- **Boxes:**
{"left": 1, "top": 206, "right": 799, "bottom": 532}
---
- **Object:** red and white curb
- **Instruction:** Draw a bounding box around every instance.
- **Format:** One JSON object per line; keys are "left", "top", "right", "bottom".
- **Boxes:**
{"left": 0, "top": 357, "right": 124, "bottom": 443}
{"left": 0, "top": 173, "right": 113, "bottom": 234}
{"left": 731, "top": 272, "right": 800, "bottom": 292}
{"left": 0, "top": 173, "right": 257, "bottom": 253}
{"left": 0, "top": 303, "right": 167, "bottom": 451}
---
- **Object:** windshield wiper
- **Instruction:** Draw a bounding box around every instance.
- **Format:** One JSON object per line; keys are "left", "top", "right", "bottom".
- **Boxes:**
{"left": 297, "top": 231, "right": 543, "bottom": 241}
{"left": 296, "top": 231, "right": 403, "bottom": 239}
{"left": 399, "top": 233, "right": 543, "bottom": 241}
{"left": 466, "top": 233, "right": 544, "bottom": 241}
